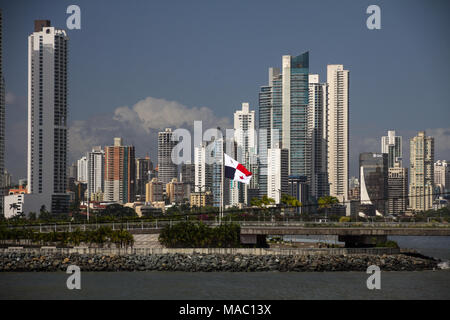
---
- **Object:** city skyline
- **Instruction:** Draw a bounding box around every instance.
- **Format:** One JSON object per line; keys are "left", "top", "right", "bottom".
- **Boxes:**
{"left": 2, "top": 1, "right": 450, "bottom": 183}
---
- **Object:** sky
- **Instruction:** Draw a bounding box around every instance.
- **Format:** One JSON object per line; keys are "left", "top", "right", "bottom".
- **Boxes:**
{"left": 2, "top": 0, "right": 450, "bottom": 183}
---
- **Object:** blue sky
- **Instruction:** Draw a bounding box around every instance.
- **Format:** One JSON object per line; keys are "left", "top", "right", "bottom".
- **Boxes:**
{"left": 3, "top": 0, "right": 450, "bottom": 182}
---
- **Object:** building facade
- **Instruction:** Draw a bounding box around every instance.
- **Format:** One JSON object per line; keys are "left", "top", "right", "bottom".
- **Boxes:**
{"left": 409, "top": 131, "right": 434, "bottom": 211}
{"left": 434, "top": 160, "right": 450, "bottom": 197}
{"left": 327, "top": 64, "right": 349, "bottom": 203}
{"left": 87, "top": 146, "right": 104, "bottom": 200}
{"left": 0, "top": 10, "right": 5, "bottom": 216}
{"left": 136, "top": 156, "right": 153, "bottom": 201}
{"left": 381, "top": 130, "right": 402, "bottom": 168}
{"left": 388, "top": 163, "right": 408, "bottom": 215}
{"left": 158, "top": 128, "right": 178, "bottom": 185}
{"left": 307, "top": 74, "right": 329, "bottom": 199}
{"left": 166, "top": 178, "right": 185, "bottom": 203}
{"left": 27, "top": 20, "right": 69, "bottom": 214}
{"left": 288, "top": 175, "right": 309, "bottom": 214}
{"left": 234, "top": 102, "right": 257, "bottom": 204}
{"left": 104, "top": 138, "right": 135, "bottom": 204}
{"left": 267, "top": 146, "right": 289, "bottom": 204}
{"left": 77, "top": 156, "right": 88, "bottom": 183}
{"left": 145, "top": 177, "right": 163, "bottom": 203}
{"left": 359, "top": 153, "right": 388, "bottom": 216}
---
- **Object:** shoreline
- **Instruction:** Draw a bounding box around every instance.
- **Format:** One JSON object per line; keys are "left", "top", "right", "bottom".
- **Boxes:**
{"left": 0, "top": 251, "right": 441, "bottom": 272}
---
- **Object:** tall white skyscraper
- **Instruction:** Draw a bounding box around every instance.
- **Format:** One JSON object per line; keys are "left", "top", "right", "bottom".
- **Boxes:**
{"left": 27, "top": 20, "right": 69, "bottom": 214}
{"left": 77, "top": 156, "right": 88, "bottom": 183}
{"left": 434, "top": 160, "right": 449, "bottom": 196}
{"left": 194, "top": 141, "right": 211, "bottom": 192}
{"left": 327, "top": 64, "right": 349, "bottom": 203}
{"left": 381, "top": 130, "right": 402, "bottom": 167}
{"left": 234, "top": 102, "right": 256, "bottom": 163}
{"left": 234, "top": 102, "right": 256, "bottom": 204}
{"left": 267, "top": 145, "right": 289, "bottom": 204}
{"left": 87, "top": 146, "right": 104, "bottom": 199}
{"left": 0, "top": 10, "right": 5, "bottom": 216}
{"left": 307, "top": 74, "right": 329, "bottom": 199}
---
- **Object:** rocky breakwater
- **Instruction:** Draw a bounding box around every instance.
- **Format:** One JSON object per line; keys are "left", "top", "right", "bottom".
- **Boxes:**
{"left": 0, "top": 252, "right": 440, "bottom": 272}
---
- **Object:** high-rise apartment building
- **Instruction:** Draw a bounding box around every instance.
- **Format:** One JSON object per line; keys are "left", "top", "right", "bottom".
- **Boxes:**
{"left": 381, "top": 130, "right": 402, "bottom": 168}
{"left": 180, "top": 162, "right": 195, "bottom": 195}
{"left": 26, "top": 20, "right": 69, "bottom": 214}
{"left": 234, "top": 102, "right": 257, "bottom": 204}
{"left": 359, "top": 153, "right": 388, "bottom": 216}
{"left": 104, "top": 138, "right": 135, "bottom": 204}
{"left": 409, "top": 131, "right": 434, "bottom": 211}
{"left": 166, "top": 178, "right": 185, "bottom": 203}
{"left": 388, "top": 163, "right": 408, "bottom": 215}
{"left": 0, "top": 10, "right": 5, "bottom": 216}
{"left": 77, "top": 156, "right": 88, "bottom": 183}
{"left": 234, "top": 102, "right": 256, "bottom": 163}
{"left": 145, "top": 177, "right": 163, "bottom": 203}
{"left": 434, "top": 160, "right": 450, "bottom": 196}
{"left": 327, "top": 64, "right": 349, "bottom": 203}
{"left": 158, "top": 128, "right": 178, "bottom": 185}
{"left": 307, "top": 74, "right": 329, "bottom": 199}
{"left": 267, "top": 146, "right": 289, "bottom": 204}
{"left": 259, "top": 52, "right": 309, "bottom": 197}
{"left": 136, "top": 155, "right": 153, "bottom": 201}
{"left": 194, "top": 142, "right": 211, "bottom": 192}
{"left": 87, "top": 146, "right": 104, "bottom": 200}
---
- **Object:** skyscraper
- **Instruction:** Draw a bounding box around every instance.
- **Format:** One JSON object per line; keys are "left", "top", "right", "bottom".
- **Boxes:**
{"left": 327, "top": 64, "right": 349, "bottom": 203}
{"left": 158, "top": 128, "right": 178, "bottom": 185}
{"left": 267, "top": 145, "right": 289, "bottom": 204}
{"left": 77, "top": 156, "right": 88, "bottom": 183}
{"left": 381, "top": 130, "right": 402, "bottom": 168}
{"left": 434, "top": 160, "right": 450, "bottom": 196}
{"left": 359, "top": 153, "right": 388, "bottom": 216}
{"left": 135, "top": 155, "right": 152, "bottom": 201}
{"left": 234, "top": 102, "right": 256, "bottom": 164}
{"left": 307, "top": 74, "right": 329, "bottom": 199}
{"left": 27, "top": 20, "right": 69, "bottom": 214}
{"left": 234, "top": 102, "right": 257, "bottom": 204}
{"left": 388, "top": 163, "right": 408, "bottom": 215}
{"left": 87, "top": 146, "right": 104, "bottom": 200}
{"left": 258, "top": 52, "right": 309, "bottom": 196}
{"left": 194, "top": 141, "right": 211, "bottom": 192}
{"left": 104, "top": 138, "right": 135, "bottom": 204}
{"left": 409, "top": 131, "right": 434, "bottom": 211}
{"left": 180, "top": 161, "right": 195, "bottom": 195}
{"left": 281, "top": 53, "right": 309, "bottom": 177}
{"left": 0, "top": 10, "right": 5, "bottom": 216}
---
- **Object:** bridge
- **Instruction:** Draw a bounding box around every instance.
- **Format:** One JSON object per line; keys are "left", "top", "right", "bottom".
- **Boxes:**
{"left": 238, "top": 224, "right": 450, "bottom": 247}
{"left": 5, "top": 221, "right": 450, "bottom": 247}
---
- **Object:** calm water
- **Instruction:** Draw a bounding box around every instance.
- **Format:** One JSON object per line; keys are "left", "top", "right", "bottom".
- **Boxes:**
{"left": 0, "top": 236, "right": 449, "bottom": 300}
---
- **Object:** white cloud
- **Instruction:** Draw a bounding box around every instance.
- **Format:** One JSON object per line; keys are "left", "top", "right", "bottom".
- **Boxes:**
{"left": 68, "top": 96, "right": 231, "bottom": 162}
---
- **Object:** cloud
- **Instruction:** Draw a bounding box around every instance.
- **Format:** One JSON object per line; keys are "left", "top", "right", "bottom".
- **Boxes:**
{"left": 426, "top": 128, "right": 450, "bottom": 160}
{"left": 112, "top": 96, "right": 230, "bottom": 132}
{"left": 68, "top": 96, "right": 231, "bottom": 163}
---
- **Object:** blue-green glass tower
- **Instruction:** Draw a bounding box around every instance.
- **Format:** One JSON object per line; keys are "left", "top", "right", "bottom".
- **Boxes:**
{"left": 258, "top": 52, "right": 309, "bottom": 198}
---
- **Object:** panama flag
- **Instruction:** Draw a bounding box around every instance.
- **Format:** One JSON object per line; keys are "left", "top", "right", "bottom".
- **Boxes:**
{"left": 224, "top": 153, "right": 252, "bottom": 184}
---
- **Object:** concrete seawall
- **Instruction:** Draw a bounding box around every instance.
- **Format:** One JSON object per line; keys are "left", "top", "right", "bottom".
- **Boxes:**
{"left": 0, "top": 246, "right": 400, "bottom": 256}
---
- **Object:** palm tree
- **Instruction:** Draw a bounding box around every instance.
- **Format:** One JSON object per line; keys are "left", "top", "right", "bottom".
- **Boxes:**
{"left": 9, "top": 203, "right": 20, "bottom": 217}
{"left": 317, "top": 196, "right": 339, "bottom": 219}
